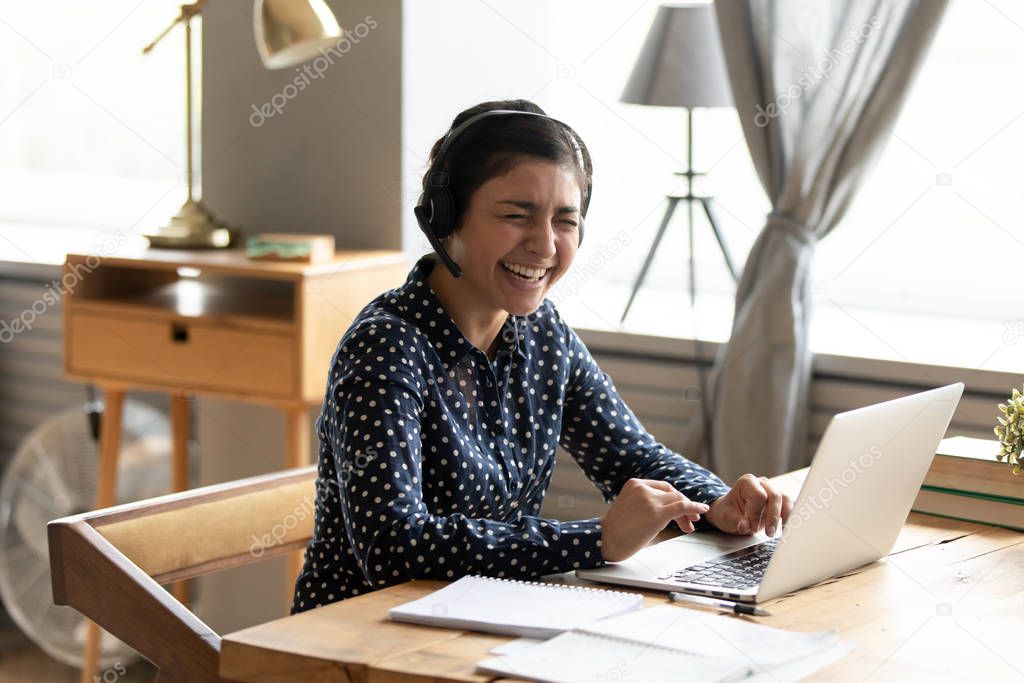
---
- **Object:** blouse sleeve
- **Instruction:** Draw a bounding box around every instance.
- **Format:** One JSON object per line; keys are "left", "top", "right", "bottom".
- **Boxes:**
{"left": 556, "top": 318, "right": 731, "bottom": 521}
{"left": 323, "top": 320, "right": 606, "bottom": 590}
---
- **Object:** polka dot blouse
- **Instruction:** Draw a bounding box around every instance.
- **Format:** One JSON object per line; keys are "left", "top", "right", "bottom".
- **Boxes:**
{"left": 291, "top": 254, "right": 731, "bottom": 612}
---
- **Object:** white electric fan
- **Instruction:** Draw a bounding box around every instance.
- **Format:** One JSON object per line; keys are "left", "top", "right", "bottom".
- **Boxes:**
{"left": 0, "top": 386, "right": 176, "bottom": 668}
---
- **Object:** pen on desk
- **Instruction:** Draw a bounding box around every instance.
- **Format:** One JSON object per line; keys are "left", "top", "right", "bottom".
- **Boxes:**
{"left": 668, "top": 591, "right": 772, "bottom": 617}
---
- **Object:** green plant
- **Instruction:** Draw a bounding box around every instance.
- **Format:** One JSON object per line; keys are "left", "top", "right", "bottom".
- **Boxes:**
{"left": 994, "top": 386, "right": 1024, "bottom": 476}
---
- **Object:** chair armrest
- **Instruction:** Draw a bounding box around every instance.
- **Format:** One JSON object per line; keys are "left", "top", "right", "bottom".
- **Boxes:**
{"left": 49, "top": 518, "right": 220, "bottom": 682}
{"left": 48, "top": 465, "right": 318, "bottom": 683}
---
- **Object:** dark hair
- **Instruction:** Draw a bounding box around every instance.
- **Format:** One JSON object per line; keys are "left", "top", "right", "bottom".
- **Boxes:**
{"left": 422, "top": 99, "right": 593, "bottom": 230}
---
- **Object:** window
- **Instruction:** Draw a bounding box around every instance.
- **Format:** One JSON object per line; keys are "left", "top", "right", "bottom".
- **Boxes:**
{"left": 403, "top": 0, "right": 1021, "bottom": 369}
{"left": 0, "top": 1, "right": 191, "bottom": 233}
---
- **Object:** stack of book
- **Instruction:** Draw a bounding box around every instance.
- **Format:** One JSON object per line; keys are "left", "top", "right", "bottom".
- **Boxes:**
{"left": 246, "top": 233, "right": 335, "bottom": 264}
{"left": 913, "top": 436, "right": 1024, "bottom": 531}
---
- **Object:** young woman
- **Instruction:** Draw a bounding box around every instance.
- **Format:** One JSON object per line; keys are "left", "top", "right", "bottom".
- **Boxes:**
{"left": 292, "top": 99, "right": 793, "bottom": 612}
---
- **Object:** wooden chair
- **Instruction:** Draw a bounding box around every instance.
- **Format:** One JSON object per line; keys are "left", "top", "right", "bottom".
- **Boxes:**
{"left": 48, "top": 466, "right": 318, "bottom": 683}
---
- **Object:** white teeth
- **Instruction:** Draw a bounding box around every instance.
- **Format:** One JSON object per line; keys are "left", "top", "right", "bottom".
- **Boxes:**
{"left": 501, "top": 261, "right": 549, "bottom": 280}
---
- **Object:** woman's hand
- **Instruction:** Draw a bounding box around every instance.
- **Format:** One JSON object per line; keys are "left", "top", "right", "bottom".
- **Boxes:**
{"left": 704, "top": 474, "right": 794, "bottom": 537}
{"left": 599, "top": 479, "right": 710, "bottom": 562}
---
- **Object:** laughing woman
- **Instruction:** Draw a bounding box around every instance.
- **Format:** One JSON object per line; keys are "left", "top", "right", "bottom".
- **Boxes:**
{"left": 292, "top": 99, "right": 793, "bottom": 612}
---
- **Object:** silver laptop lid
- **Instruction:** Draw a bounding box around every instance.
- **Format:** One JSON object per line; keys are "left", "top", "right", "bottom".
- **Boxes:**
{"left": 757, "top": 382, "right": 964, "bottom": 602}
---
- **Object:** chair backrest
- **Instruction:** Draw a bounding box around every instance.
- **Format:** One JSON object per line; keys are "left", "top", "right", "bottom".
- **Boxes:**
{"left": 49, "top": 466, "right": 318, "bottom": 683}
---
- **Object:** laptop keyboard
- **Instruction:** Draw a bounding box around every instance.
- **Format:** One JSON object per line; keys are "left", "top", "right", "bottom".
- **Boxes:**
{"left": 659, "top": 538, "right": 780, "bottom": 590}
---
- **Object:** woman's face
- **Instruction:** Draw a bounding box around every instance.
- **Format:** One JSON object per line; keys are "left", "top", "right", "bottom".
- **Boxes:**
{"left": 444, "top": 158, "right": 582, "bottom": 317}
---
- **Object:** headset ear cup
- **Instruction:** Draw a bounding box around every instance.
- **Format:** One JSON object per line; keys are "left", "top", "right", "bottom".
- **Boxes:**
{"left": 431, "top": 187, "right": 456, "bottom": 239}
{"left": 578, "top": 217, "right": 584, "bottom": 247}
{"left": 415, "top": 194, "right": 463, "bottom": 279}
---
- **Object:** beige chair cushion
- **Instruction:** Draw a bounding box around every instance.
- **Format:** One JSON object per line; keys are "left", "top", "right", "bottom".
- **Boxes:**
{"left": 97, "top": 479, "right": 316, "bottom": 580}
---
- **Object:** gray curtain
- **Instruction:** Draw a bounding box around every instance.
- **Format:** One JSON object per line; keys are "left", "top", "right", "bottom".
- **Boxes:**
{"left": 687, "top": 0, "right": 949, "bottom": 481}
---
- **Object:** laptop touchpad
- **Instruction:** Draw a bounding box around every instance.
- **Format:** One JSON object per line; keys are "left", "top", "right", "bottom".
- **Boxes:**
{"left": 659, "top": 529, "right": 767, "bottom": 565}
{"left": 597, "top": 530, "right": 769, "bottom": 579}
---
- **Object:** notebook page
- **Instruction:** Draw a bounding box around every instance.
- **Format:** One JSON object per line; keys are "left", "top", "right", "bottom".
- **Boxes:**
{"left": 388, "top": 575, "right": 644, "bottom": 639}
{"left": 579, "top": 604, "right": 839, "bottom": 669}
{"left": 744, "top": 640, "right": 855, "bottom": 683}
{"left": 476, "top": 629, "right": 751, "bottom": 683}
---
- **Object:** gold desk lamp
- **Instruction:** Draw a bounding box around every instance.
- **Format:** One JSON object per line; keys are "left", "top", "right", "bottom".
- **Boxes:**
{"left": 142, "top": 0, "right": 344, "bottom": 248}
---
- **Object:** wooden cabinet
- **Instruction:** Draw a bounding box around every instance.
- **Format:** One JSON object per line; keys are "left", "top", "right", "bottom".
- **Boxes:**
{"left": 63, "top": 249, "right": 407, "bottom": 406}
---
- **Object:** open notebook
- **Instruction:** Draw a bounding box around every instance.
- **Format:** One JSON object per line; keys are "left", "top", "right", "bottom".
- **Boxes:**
{"left": 477, "top": 604, "right": 852, "bottom": 683}
{"left": 387, "top": 575, "right": 644, "bottom": 639}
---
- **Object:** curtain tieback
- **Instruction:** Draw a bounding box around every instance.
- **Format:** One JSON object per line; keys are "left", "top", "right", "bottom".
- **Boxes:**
{"left": 766, "top": 213, "right": 817, "bottom": 247}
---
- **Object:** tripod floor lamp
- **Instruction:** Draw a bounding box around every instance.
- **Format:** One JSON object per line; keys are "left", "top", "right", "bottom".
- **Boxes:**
{"left": 620, "top": 3, "right": 738, "bottom": 324}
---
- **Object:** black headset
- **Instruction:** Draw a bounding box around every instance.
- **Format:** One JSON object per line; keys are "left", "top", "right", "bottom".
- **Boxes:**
{"left": 414, "top": 109, "right": 592, "bottom": 278}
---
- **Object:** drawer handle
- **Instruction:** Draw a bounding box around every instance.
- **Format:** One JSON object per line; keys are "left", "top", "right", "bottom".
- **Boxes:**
{"left": 171, "top": 323, "right": 189, "bottom": 343}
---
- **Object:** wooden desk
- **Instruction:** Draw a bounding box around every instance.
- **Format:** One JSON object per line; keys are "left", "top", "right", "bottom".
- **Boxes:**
{"left": 62, "top": 247, "right": 407, "bottom": 682}
{"left": 218, "top": 469, "right": 1024, "bottom": 682}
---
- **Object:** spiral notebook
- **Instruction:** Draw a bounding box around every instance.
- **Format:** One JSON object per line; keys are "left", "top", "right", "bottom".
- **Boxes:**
{"left": 476, "top": 604, "right": 851, "bottom": 683}
{"left": 478, "top": 628, "right": 750, "bottom": 683}
{"left": 387, "top": 575, "right": 644, "bottom": 639}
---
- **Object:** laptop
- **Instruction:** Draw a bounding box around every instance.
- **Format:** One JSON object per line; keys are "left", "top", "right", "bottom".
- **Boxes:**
{"left": 576, "top": 382, "right": 964, "bottom": 603}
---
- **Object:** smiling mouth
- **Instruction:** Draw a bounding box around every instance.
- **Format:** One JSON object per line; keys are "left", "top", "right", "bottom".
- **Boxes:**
{"left": 501, "top": 261, "right": 551, "bottom": 283}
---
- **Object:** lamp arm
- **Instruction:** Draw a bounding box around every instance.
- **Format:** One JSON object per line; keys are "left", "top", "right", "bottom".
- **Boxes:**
{"left": 142, "top": 0, "right": 208, "bottom": 54}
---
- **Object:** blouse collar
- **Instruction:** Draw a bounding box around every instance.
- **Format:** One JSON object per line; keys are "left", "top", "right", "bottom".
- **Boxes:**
{"left": 398, "top": 254, "right": 527, "bottom": 371}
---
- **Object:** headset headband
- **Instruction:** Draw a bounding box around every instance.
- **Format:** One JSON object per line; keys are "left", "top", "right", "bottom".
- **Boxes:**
{"left": 414, "top": 109, "right": 592, "bottom": 278}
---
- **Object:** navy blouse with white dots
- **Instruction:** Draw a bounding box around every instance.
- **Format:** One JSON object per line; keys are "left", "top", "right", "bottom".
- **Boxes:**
{"left": 291, "top": 254, "right": 731, "bottom": 612}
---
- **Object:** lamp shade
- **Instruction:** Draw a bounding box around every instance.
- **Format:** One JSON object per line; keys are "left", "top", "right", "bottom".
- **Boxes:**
{"left": 621, "top": 3, "right": 733, "bottom": 108}
{"left": 254, "top": 0, "right": 344, "bottom": 69}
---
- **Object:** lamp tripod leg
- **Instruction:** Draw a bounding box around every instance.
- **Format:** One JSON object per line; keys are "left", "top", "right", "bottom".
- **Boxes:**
{"left": 699, "top": 196, "right": 738, "bottom": 282}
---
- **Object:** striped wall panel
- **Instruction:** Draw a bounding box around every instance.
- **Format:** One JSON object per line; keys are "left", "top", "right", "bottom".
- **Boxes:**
{"left": 0, "top": 277, "right": 84, "bottom": 460}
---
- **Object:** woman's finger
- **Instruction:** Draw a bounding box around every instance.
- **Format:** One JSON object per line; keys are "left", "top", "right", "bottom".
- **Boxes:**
{"left": 781, "top": 493, "right": 794, "bottom": 522}
{"left": 662, "top": 493, "right": 704, "bottom": 521}
{"left": 664, "top": 498, "right": 710, "bottom": 519}
{"left": 651, "top": 486, "right": 705, "bottom": 520}
{"left": 762, "top": 478, "right": 784, "bottom": 536}
{"left": 741, "top": 475, "right": 769, "bottom": 532}
{"left": 674, "top": 517, "right": 696, "bottom": 533}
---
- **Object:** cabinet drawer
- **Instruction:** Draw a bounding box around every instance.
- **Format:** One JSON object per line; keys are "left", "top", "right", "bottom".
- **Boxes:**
{"left": 67, "top": 312, "right": 295, "bottom": 398}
